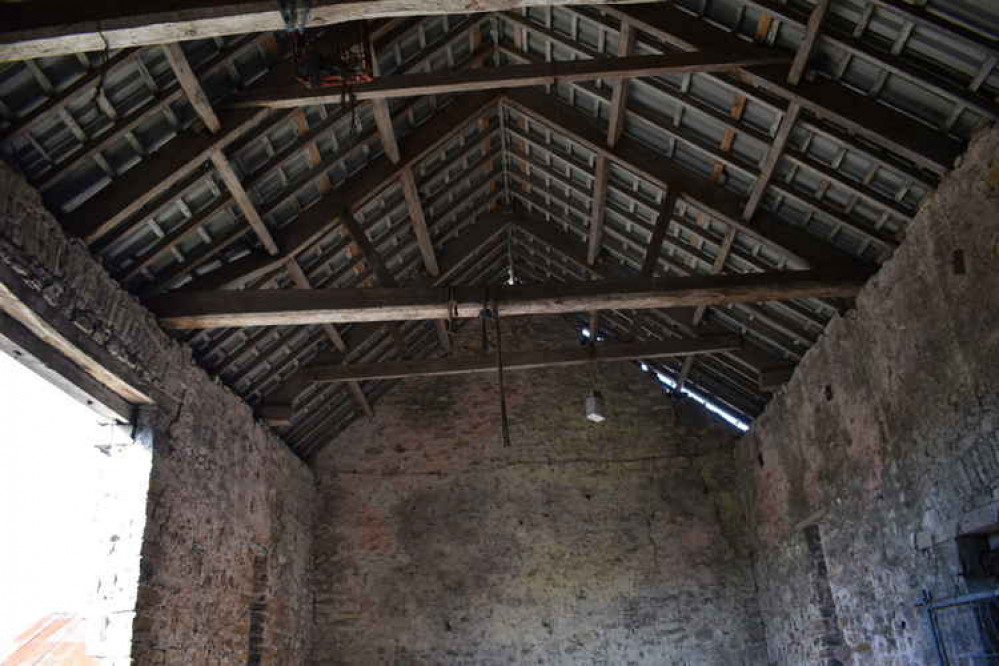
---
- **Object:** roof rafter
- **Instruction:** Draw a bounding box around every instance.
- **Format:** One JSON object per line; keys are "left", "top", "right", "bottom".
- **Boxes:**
{"left": 501, "top": 90, "right": 872, "bottom": 274}
{"left": 605, "top": 19, "right": 636, "bottom": 148}
{"left": 283, "top": 257, "right": 373, "bottom": 418}
{"left": 57, "top": 18, "right": 481, "bottom": 250}
{"left": 603, "top": 3, "right": 963, "bottom": 174}
{"left": 35, "top": 35, "right": 276, "bottom": 198}
{"left": 3, "top": 0, "right": 988, "bottom": 455}
{"left": 786, "top": 0, "right": 830, "bottom": 87}
{"left": 162, "top": 37, "right": 285, "bottom": 258}
{"left": 641, "top": 190, "right": 680, "bottom": 277}
{"left": 60, "top": 105, "right": 272, "bottom": 243}
{"left": 511, "top": 188, "right": 828, "bottom": 352}
{"left": 588, "top": 14, "right": 637, "bottom": 276}
{"left": 495, "top": 12, "right": 921, "bottom": 228}
{"left": 158, "top": 92, "right": 501, "bottom": 295}
{"left": 163, "top": 42, "right": 221, "bottom": 133}
{"left": 742, "top": 0, "right": 998, "bottom": 122}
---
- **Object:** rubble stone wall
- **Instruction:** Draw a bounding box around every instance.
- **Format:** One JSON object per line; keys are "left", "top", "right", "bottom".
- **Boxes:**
{"left": 741, "top": 128, "right": 999, "bottom": 665}
{"left": 311, "top": 317, "right": 768, "bottom": 665}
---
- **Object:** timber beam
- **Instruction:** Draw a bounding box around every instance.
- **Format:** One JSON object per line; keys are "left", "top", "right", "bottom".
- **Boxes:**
{"left": 163, "top": 92, "right": 500, "bottom": 294}
{"left": 163, "top": 42, "right": 221, "bottom": 132}
{"left": 306, "top": 335, "right": 741, "bottom": 383}
{"left": 604, "top": 3, "right": 963, "bottom": 174}
{"left": 256, "top": 212, "right": 514, "bottom": 419}
{"left": 605, "top": 20, "right": 636, "bottom": 147}
{"left": 58, "top": 21, "right": 472, "bottom": 249}
{"left": 284, "top": 258, "right": 374, "bottom": 418}
{"left": 148, "top": 270, "right": 866, "bottom": 329}
{"left": 234, "top": 50, "right": 790, "bottom": 108}
{"left": 508, "top": 208, "right": 810, "bottom": 385}
{"left": 501, "top": 90, "right": 872, "bottom": 274}
{"left": 2, "top": 0, "right": 685, "bottom": 62}
{"left": 60, "top": 107, "right": 271, "bottom": 244}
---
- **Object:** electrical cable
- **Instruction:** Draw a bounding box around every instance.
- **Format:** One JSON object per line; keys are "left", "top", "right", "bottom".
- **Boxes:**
{"left": 590, "top": 342, "right": 598, "bottom": 391}
{"left": 445, "top": 286, "right": 458, "bottom": 339}
{"left": 279, "top": 0, "right": 311, "bottom": 33}
{"left": 480, "top": 289, "right": 490, "bottom": 354}
{"left": 505, "top": 231, "right": 515, "bottom": 284}
{"left": 341, "top": 80, "right": 361, "bottom": 139}
{"left": 479, "top": 289, "right": 511, "bottom": 447}
{"left": 492, "top": 294, "right": 511, "bottom": 448}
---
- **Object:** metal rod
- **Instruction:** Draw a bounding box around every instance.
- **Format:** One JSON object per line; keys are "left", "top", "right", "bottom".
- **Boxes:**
{"left": 924, "top": 590, "right": 999, "bottom": 611}
{"left": 922, "top": 600, "right": 948, "bottom": 666}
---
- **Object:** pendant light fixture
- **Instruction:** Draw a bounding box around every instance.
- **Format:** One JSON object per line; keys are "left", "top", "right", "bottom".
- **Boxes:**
{"left": 585, "top": 389, "right": 606, "bottom": 423}
{"left": 584, "top": 340, "right": 606, "bottom": 423}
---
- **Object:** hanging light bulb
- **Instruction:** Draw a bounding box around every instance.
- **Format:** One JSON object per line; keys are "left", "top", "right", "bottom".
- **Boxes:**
{"left": 585, "top": 390, "right": 606, "bottom": 422}
{"left": 584, "top": 346, "right": 606, "bottom": 422}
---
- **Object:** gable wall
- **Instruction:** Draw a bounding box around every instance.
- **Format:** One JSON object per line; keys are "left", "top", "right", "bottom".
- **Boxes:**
{"left": 311, "top": 316, "right": 768, "bottom": 665}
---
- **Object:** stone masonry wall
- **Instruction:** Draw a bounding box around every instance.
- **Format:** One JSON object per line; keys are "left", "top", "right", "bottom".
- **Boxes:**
{"left": 0, "top": 162, "right": 316, "bottom": 664}
{"left": 311, "top": 316, "right": 768, "bottom": 665}
{"left": 741, "top": 128, "right": 999, "bottom": 664}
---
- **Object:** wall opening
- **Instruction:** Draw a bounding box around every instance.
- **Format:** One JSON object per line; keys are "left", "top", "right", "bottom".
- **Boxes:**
{"left": 921, "top": 527, "right": 999, "bottom": 664}
{"left": 922, "top": 589, "right": 999, "bottom": 665}
{"left": 0, "top": 350, "right": 151, "bottom": 664}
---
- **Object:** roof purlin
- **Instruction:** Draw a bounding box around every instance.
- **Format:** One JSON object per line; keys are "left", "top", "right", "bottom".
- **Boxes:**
{"left": 2, "top": 1, "right": 992, "bottom": 455}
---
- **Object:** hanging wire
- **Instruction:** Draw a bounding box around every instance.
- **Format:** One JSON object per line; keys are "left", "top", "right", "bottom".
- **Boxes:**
{"left": 493, "top": 295, "right": 512, "bottom": 448}
{"left": 280, "top": 0, "right": 363, "bottom": 139}
{"left": 480, "top": 290, "right": 490, "bottom": 355}
{"left": 590, "top": 342, "right": 599, "bottom": 391}
{"left": 86, "top": 22, "right": 112, "bottom": 109}
{"left": 279, "top": 0, "right": 312, "bottom": 33}
{"left": 281, "top": 0, "right": 309, "bottom": 93}
{"left": 480, "top": 289, "right": 511, "bottom": 447}
{"left": 341, "top": 82, "right": 361, "bottom": 139}
{"left": 505, "top": 231, "right": 515, "bottom": 285}
{"left": 445, "top": 286, "right": 458, "bottom": 339}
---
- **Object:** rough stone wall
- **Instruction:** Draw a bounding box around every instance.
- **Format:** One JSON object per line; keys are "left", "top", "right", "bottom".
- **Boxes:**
{"left": 741, "top": 127, "right": 999, "bottom": 665}
{"left": 0, "top": 162, "right": 316, "bottom": 665}
{"left": 311, "top": 317, "right": 767, "bottom": 665}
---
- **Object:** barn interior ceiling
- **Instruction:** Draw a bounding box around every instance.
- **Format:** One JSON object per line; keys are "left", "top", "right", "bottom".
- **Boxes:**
{"left": 0, "top": 0, "right": 995, "bottom": 458}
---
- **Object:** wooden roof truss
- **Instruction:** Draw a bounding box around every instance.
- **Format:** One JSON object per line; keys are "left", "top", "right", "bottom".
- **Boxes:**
{"left": 1, "top": 0, "right": 995, "bottom": 457}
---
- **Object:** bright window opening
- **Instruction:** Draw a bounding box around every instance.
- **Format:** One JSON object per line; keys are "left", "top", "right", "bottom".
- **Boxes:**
{"left": 0, "top": 351, "right": 151, "bottom": 664}
{"left": 652, "top": 368, "right": 750, "bottom": 432}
